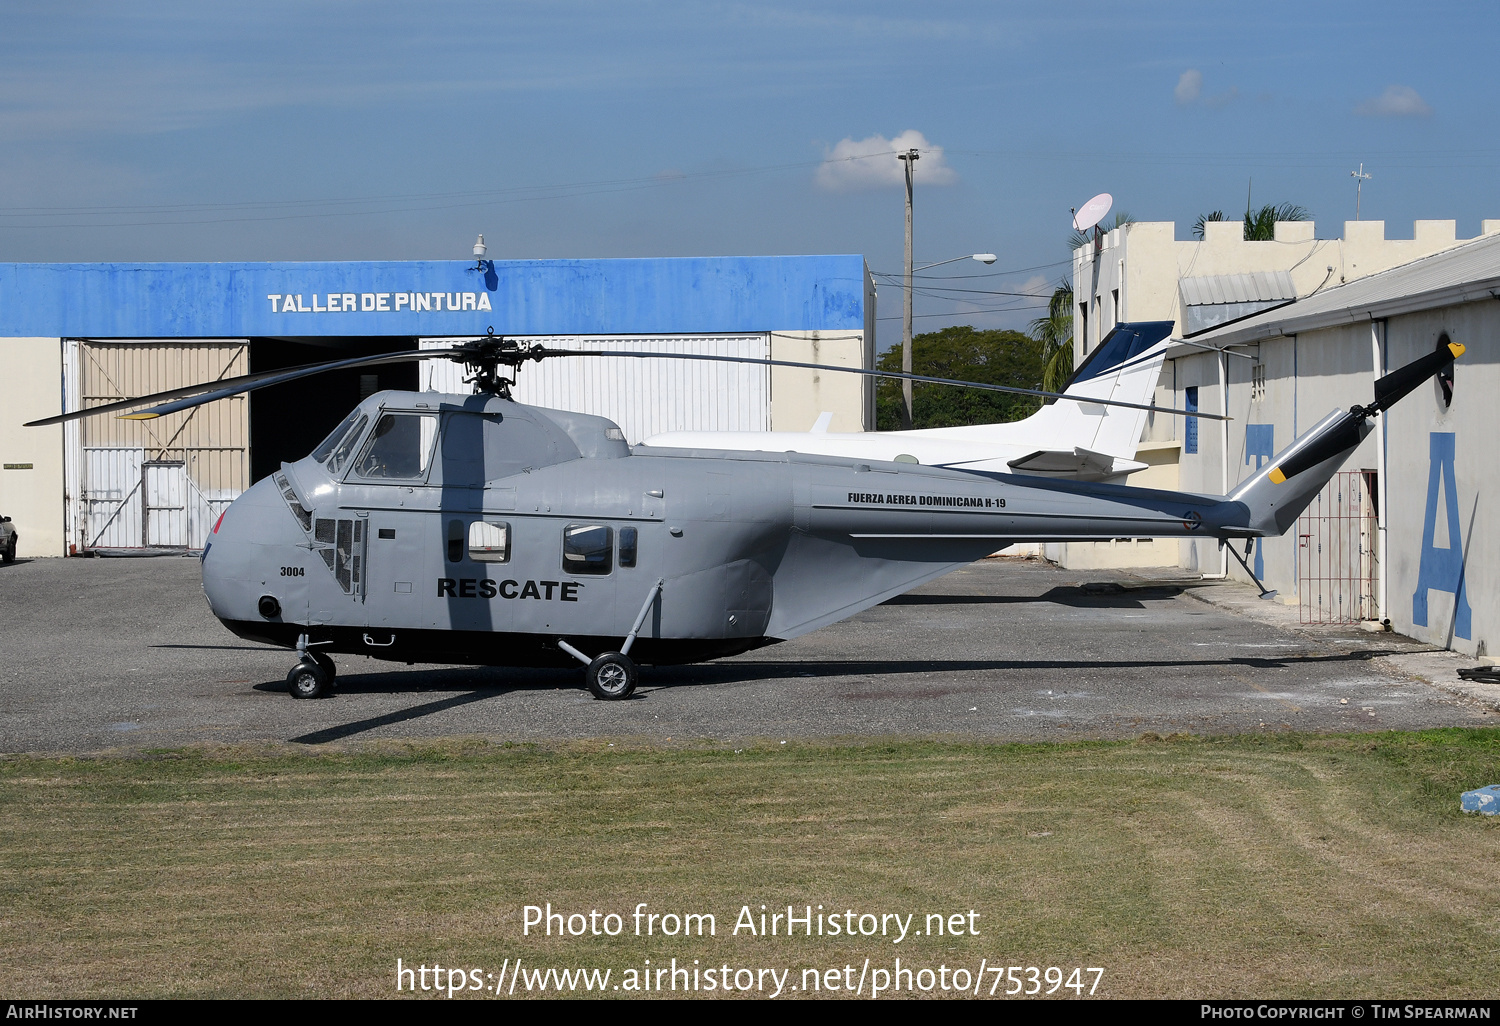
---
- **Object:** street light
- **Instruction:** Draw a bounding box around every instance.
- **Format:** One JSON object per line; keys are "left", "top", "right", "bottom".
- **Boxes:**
{"left": 900, "top": 252, "right": 998, "bottom": 428}
{"left": 914, "top": 253, "right": 997, "bottom": 272}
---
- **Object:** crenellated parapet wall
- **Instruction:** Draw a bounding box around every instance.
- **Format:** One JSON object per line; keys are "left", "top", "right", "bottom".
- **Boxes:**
{"left": 1072, "top": 218, "right": 1499, "bottom": 359}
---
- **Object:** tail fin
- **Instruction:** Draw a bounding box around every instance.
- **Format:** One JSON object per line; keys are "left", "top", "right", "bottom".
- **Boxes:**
{"left": 909, "top": 321, "right": 1171, "bottom": 458}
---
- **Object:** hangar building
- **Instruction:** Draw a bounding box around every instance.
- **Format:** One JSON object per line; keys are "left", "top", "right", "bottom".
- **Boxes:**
{"left": 0, "top": 256, "right": 875, "bottom": 558}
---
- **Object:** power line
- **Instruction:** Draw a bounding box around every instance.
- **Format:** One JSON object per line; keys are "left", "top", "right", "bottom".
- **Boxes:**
{"left": 872, "top": 260, "right": 1070, "bottom": 278}
{"left": 873, "top": 279, "right": 1055, "bottom": 299}
{"left": 876, "top": 302, "right": 1048, "bottom": 322}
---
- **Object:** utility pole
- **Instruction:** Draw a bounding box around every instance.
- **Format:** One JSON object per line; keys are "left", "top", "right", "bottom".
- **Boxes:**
{"left": 1351, "top": 163, "right": 1371, "bottom": 220}
{"left": 898, "top": 148, "right": 919, "bottom": 429}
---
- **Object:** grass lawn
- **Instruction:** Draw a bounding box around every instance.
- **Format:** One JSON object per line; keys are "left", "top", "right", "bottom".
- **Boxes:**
{"left": 1, "top": 729, "right": 1497, "bottom": 999}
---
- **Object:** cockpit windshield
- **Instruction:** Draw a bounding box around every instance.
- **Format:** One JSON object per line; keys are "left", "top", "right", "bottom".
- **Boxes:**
{"left": 326, "top": 415, "right": 369, "bottom": 474}
{"left": 311, "top": 409, "right": 365, "bottom": 464}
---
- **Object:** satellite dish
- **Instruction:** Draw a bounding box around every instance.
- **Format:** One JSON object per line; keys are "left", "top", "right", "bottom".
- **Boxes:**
{"left": 1072, "top": 193, "right": 1113, "bottom": 232}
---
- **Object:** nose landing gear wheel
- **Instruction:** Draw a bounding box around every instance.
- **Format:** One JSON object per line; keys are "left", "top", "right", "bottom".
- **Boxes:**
{"left": 585, "top": 652, "right": 637, "bottom": 700}
{"left": 310, "top": 652, "right": 337, "bottom": 686}
{"left": 287, "top": 660, "right": 331, "bottom": 699}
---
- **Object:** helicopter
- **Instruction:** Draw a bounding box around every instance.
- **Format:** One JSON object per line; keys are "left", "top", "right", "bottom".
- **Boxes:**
{"left": 27, "top": 332, "right": 1461, "bottom": 701}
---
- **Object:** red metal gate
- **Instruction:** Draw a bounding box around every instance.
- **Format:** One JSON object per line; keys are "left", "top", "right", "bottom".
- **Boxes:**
{"left": 1297, "top": 471, "right": 1378, "bottom": 624}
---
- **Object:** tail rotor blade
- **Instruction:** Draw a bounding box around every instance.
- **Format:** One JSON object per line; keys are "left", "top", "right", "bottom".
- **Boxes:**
{"left": 1372, "top": 340, "right": 1464, "bottom": 412}
{"left": 1267, "top": 341, "right": 1465, "bottom": 485}
{"left": 1266, "top": 411, "right": 1364, "bottom": 484}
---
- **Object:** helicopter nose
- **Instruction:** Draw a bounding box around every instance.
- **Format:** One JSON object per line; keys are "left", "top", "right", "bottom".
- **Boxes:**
{"left": 199, "top": 474, "right": 306, "bottom": 627}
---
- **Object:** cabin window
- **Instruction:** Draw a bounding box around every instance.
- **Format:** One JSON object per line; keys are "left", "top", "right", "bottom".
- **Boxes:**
{"left": 447, "top": 519, "right": 464, "bottom": 563}
{"left": 469, "top": 521, "right": 510, "bottom": 563}
{"left": 324, "top": 414, "right": 368, "bottom": 474}
{"left": 352, "top": 413, "right": 436, "bottom": 480}
{"left": 563, "top": 524, "right": 613, "bottom": 576}
{"left": 618, "top": 526, "right": 638, "bottom": 568}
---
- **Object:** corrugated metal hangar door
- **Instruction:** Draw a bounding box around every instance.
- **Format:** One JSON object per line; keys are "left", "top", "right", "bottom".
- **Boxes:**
{"left": 74, "top": 339, "right": 249, "bottom": 553}
{"left": 419, "top": 334, "right": 771, "bottom": 445}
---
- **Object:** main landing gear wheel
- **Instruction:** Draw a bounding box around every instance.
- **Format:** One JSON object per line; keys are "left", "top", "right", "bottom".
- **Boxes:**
{"left": 287, "top": 660, "right": 332, "bottom": 699}
{"left": 585, "top": 652, "right": 638, "bottom": 701}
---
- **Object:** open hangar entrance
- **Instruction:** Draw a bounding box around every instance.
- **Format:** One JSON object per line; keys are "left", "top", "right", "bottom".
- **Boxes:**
{"left": 2, "top": 255, "right": 873, "bottom": 556}
{"left": 248, "top": 336, "right": 419, "bottom": 483}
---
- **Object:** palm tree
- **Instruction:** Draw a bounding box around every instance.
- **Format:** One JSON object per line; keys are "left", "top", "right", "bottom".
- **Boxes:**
{"left": 1194, "top": 203, "right": 1309, "bottom": 241}
{"left": 1192, "top": 210, "right": 1226, "bottom": 239}
{"left": 1029, "top": 279, "right": 1074, "bottom": 394}
{"left": 1243, "top": 202, "right": 1310, "bottom": 241}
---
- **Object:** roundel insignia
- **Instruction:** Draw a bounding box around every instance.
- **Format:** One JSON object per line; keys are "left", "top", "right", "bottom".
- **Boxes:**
{"left": 1182, "top": 510, "right": 1203, "bottom": 531}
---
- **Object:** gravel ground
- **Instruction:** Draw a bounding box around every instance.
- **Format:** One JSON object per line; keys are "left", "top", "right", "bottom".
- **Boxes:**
{"left": 0, "top": 553, "right": 1490, "bottom": 752}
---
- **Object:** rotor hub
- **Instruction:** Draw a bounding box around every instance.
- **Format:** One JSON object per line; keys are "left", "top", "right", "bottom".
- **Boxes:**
{"left": 452, "top": 329, "right": 548, "bottom": 399}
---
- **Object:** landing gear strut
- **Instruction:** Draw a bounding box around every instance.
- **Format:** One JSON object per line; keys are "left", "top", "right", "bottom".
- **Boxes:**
{"left": 556, "top": 639, "right": 638, "bottom": 700}
{"left": 554, "top": 579, "right": 661, "bottom": 701}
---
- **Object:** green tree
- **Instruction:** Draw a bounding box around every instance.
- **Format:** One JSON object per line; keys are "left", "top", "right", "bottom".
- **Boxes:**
{"left": 874, "top": 326, "right": 1043, "bottom": 431}
{"left": 1243, "top": 202, "right": 1310, "bottom": 241}
{"left": 1192, "top": 210, "right": 1226, "bottom": 239}
{"left": 1194, "top": 203, "right": 1309, "bottom": 241}
{"left": 1029, "top": 279, "right": 1074, "bottom": 394}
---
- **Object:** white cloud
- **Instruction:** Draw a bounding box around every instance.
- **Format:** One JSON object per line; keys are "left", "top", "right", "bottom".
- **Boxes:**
{"left": 1356, "top": 84, "right": 1433, "bottom": 118}
{"left": 1174, "top": 68, "right": 1238, "bottom": 108}
{"left": 815, "top": 130, "right": 957, "bottom": 191}
{"left": 1174, "top": 69, "right": 1202, "bottom": 105}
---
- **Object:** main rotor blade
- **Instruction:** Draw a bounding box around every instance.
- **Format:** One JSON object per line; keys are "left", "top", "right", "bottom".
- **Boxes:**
{"left": 26, "top": 335, "right": 1225, "bottom": 427}
{"left": 543, "top": 348, "right": 1227, "bottom": 421}
{"left": 24, "top": 348, "right": 447, "bottom": 426}
{"left": 1371, "top": 340, "right": 1463, "bottom": 412}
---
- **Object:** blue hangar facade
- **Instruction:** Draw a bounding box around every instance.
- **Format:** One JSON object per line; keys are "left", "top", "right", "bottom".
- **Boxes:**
{"left": 0, "top": 255, "right": 876, "bottom": 556}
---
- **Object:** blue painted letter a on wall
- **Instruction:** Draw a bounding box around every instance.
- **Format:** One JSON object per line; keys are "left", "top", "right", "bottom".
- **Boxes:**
{"left": 1413, "top": 432, "right": 1472, "bottom": 639}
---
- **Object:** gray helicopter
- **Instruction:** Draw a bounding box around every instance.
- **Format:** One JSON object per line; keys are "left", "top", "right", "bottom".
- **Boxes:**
{"left": 28, "top": 334, "right": 1463, "bottom": 700}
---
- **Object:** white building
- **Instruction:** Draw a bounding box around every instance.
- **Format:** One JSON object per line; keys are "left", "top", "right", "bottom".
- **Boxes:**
{"left": 1070, "top": 220, "right": 1500, "bottom": 655}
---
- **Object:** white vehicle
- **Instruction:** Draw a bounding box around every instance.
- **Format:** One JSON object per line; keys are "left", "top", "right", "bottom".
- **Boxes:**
{"left": 644, "top": 322, "right": 1175, "bottom": 482}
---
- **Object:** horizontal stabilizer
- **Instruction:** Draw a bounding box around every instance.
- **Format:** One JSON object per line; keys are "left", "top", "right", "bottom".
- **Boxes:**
{"left": 1007, "top": 447, "right": 1147, "bottom": 479}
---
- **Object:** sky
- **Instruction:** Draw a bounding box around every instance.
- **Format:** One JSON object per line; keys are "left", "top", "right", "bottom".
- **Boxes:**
{"left": 2, "top": 1, "right": 1496, "bottom": 351}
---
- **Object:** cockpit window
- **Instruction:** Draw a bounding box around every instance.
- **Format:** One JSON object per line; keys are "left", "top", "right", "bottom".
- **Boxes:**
{"left": 311, "top": 409, "right": 365, "bottom": 465}
{"left": 326, "top": 414, "right": 368, "bottom": 474}
{"left": 352, "top": 413, "right": 436, "bottom": 480}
